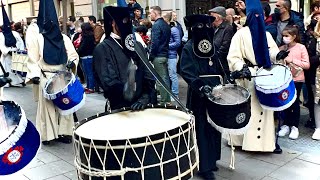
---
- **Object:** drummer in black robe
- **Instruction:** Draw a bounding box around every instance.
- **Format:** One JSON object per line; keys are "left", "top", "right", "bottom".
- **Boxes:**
{"left": 180, "top": 15, "right": 222, "bottom": 180}
{"left": 93, "top": 6, "right": 156, "bottom": 111}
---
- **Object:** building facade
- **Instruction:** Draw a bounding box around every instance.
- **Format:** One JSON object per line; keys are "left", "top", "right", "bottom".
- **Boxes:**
{"left": 1, "top": 0, "right": 309, "bottom": 26}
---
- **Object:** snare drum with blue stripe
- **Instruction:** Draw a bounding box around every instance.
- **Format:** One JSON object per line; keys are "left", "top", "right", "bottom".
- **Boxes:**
{"left": 255, "top": 64, "right": 297, "bottom": 111}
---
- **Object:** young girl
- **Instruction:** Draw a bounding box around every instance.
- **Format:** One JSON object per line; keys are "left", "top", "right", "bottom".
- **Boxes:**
{"left": 278, "top": 25, "right": 310, "bottom": 139}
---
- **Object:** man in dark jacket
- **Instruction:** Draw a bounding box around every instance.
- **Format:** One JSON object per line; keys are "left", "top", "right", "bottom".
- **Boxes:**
{"left": 180, "top": 14, "right": 221, "bottom": 180}
{"left": 128, "top": 0, "right": 143, "bottom": 18}
{"left": 149, "top": 6, "right": 171, "bottom": 104}
{"left": 267, "top": 0, "right": 305, "bottom": 46}
{"left": 209, "top": 6, "right": 234, "bottom": 80}
{"left": 93, "top": 6, "right": 156, "bottom": 111}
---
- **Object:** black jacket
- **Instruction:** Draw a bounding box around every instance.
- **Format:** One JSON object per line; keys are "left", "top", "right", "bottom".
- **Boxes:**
{"left": 269, "top": 11, "right": 306, "bottom": 45}
{"left": 93, "top": 36, "right": 156, "bottom": 110}
{"left": 213, "top": 21, "right": 234, "bottom": 76}
{"left": 77, "top": 34, "right": 95, "bottom": 57}
{"left": 150, "top": 18, "right": 171, "bottom": 60}
{"left": 180, "top": 40, "right": 222, "bottom": 172}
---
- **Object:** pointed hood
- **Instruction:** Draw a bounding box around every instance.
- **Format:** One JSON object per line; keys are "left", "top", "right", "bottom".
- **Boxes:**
{"left": 1, "top": 1, "right": 16, "bottom": 47}
{"left": 37, "top": 0, "right": 67, "bottom": 65}
{"left": 245, "top": 0, "right": 271, "bottom": 68}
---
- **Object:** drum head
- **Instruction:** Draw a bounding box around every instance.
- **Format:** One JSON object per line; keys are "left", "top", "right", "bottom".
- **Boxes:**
{"left": 75, "top": 108, "right": 191, "bottom": 140}
{"left": 255, "top": 64, "right": 292, "bottom": 90}
{"left": 46, "top": 71, "right": 72, "bottom": 94}
{"left": 210, "top": 84, "right": 250, "bottom": 105}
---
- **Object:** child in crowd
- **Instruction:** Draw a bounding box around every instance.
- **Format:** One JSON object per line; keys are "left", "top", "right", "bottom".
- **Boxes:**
{"left": 278, "top": 25, "right": 310, "bottom": 139}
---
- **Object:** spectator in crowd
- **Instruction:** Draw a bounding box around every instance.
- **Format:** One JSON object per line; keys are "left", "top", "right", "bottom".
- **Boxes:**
{"left": 78, "top": 17, "right": 84, "bottom": 24}
{"left": 226, "top": 8, "right": 236, "bottom": 25}
{"left": 269, "top": 0, "right": 305, "bottom": 46}
{"left": 305, "top": 1, "right": 320, "bottom": 29}
{"left": 312, "top": 19, "right": 320, "bottom": 139}
{"left": 140, "top": 18, "right": 152, "bottom": 37}
{"left": 128, "top": 0, "right": 143, "bottom": 18}
{"left": 209, "top": 6, "right": 234, "bottom": 80}
{"left": 304, "top": 12, "right": 320, "bottom": 129}
{"left": 67, "top": 16, "right": 76, "bottom": 38}
{"left": 262, "top": 2, "right": 277, "bottom": 41}
{"left": 132, "top": 7, "right": 143, "bottom": 27}
{"left": 77, "top": 23, "right": 96, "bottom": 94}
{"left": 97, "top": 19, "right": 104, "bottom": 29}
{"left": 163, "top": 12, "right": 181, "bottom": 100}
{"left": 172, "top": 11, "right": 184, "bottom": 74}
{"left": 135, "top": 25, "right": 150, "bottom": 45}
{"left": 88, "top": 15, "right": 104, "bottom": 45}
{"left": 72, "top": 21, "right": 85, "bottom": 84}
{"left": 149, "top": 6, "right": 171, "bottom": 105}
{"left": 278, "top": 25, "right": 310, "bottom": 140}
{"left": 13, "top": 22, "right": 25, "bottom": 42}
{"left": 234, "top": 0, "right": 247, "bottom": 28}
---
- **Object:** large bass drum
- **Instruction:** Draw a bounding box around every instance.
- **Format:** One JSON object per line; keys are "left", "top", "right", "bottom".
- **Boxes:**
{"left": 73, "top": 106, "right": 198, "bottom": 180}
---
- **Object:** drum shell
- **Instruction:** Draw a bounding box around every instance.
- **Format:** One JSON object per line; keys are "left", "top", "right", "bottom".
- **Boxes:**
{"left": 207, "top": 95, "right": 251, "bottom": 130}
{"left": 73, "top": 108, "right": 198, "bottom": 180}
{"left": 255, "top": 64, "right": 297, "bottom": 111}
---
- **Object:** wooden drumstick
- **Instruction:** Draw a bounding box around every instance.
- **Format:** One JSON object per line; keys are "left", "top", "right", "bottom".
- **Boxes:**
{"left": 251, "top": 74, "right": 273, "bottom": 78}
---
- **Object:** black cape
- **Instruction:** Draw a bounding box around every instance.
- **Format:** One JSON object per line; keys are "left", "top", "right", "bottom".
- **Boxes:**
{"left": 93, "top": 36, "right": 156, "bottom": 110}
{"left": 180, "top": 40, "right": 222, "bottom": 172}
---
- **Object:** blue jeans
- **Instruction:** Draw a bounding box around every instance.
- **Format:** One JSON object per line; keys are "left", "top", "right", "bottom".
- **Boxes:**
{"left": 152, "top": 57, "right": 171, "bottom": 103}
{"left": 168, "top": 58, "right": 179, "bottom": 97}
{"left": 81, "top": 56, "right": 95, "bottom": 90}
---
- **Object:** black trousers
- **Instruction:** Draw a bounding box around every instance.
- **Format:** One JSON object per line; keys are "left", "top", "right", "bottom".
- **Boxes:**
{"left": 283, "top": 82, "right": 303, "bottom": 127}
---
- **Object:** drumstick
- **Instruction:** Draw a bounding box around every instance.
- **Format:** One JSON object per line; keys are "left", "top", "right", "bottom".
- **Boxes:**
{"left": 251, "top": 74, "right": 273, "bottom": 78}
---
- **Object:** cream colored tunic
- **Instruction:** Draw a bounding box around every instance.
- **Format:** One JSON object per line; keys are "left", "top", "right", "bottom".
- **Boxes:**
{"left": 0, "top": 31, "right": 25, "bottom": 99}
{"left": 26, "top": 31, "right": 79, "bottom": 141}
{"left": 227, "top": 27, "right": 279, "bottom": 152}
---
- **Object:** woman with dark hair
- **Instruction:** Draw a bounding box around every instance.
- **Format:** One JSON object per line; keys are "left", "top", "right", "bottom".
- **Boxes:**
{"left": 77, "top": 22, "right": 96, "bottom": 94}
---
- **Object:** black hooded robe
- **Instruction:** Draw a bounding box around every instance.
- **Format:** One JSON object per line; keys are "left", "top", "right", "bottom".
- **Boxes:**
{"left": 180, "top": 40, "right": 222, "bottom": 173}
{"left": 93, "top": 36, "right": 156, "bottom": 110}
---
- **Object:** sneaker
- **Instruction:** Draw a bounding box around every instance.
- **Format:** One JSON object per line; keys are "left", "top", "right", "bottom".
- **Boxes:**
{"left": 85, "top": 89, "right": 94, "bottom": 94}
{"left": 289, "top": 126, "right": 299, "bottom": 140}
{"left": 278, "top": 125, "right": 290, "bottom": 137}
{"left": 312, "top": 128, "right": 320, "bottom": 140}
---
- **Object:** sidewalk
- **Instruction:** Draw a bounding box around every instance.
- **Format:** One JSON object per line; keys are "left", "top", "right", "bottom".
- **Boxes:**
{"left": 2, "top": 79, "right": 320, "bottom": 180}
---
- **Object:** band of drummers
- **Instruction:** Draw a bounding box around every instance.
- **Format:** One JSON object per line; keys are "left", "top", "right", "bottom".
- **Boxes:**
{"left": 1, "top": 0, "right": 320, "bottom": 179}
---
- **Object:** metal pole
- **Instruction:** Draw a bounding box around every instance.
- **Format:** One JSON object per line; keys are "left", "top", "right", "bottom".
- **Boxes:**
{"left": 62, "top": 0, "right": 67, "bottom": 34}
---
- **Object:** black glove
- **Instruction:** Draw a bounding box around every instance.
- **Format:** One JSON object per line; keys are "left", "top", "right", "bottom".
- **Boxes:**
{"left": 66, "top": 61, "right": 75, "bottom": 70}
{"left": 32, "top": 77, "right": 40, "bottom": 85}
{"left": 230, "top": 64, "right": 251, "bottom": 81}
{"left": 131, "top": 94, "right": 149, "bottom": 111}
{"left": 0, "top": 77, "right": 11, "bottom": 87}
{"left": 200, "top": 85, "right": 215, "bottom": 101}
{"left": 276, "top": 50, "right": 290, "bottom": 61}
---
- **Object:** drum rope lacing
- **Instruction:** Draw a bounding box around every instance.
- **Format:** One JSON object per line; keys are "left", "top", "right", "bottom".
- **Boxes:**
{"left": 74, "top": 116, "right": 199, "bottom": 179}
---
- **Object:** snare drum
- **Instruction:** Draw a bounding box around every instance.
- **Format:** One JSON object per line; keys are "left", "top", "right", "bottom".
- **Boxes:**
{"left": 73, "top": 106, "right": 199, "bottom": 180}
{"left": 207, "top": 84, "right": 251, "bottom": 135}
{"left": 12, "top": 51, "right": 28, "bottom": 73}
{"left": 43, "top": 71, "right": 85, "bottom": 115}
{"left": 255, "top": 64, "right": 297, "bottom": 111}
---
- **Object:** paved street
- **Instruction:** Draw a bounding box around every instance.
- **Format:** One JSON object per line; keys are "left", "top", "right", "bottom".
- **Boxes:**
{"left": 2, "top": 78, "right": 320, "bottom": 180}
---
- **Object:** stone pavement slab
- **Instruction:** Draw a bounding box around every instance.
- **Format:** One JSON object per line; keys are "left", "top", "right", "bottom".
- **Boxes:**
{"left": 269, "top": 159, "right": 320, "bottom": 180}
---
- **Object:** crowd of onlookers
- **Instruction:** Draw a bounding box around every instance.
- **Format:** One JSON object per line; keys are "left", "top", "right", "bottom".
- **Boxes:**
{"left": 3, "top": 0, "right": 320, "bottom": 140}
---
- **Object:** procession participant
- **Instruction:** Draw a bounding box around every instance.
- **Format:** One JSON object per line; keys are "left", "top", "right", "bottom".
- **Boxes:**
{"left": 0, "top": 2, "right": 25, "bottom": 88}
{"left": 26, "top": 0, "right": 79, "bottom": 145}
{"left": 180, "top": 14, "right": 222, "bottom": 180}
{"left": 227, "top": 0, "right": 286, "bottom": 153}
{"left": 93, "top": 6, "right": 156, "bottom": 111}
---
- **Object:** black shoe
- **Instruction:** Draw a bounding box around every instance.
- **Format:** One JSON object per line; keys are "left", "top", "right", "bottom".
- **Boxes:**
{"left": 57, "top": 135, "right": 72, "bottom": 144}
{"left": 305, "top": 120, "right": 316, "bottom": 129}
{"left": 42, "top": 141, "right": 51, "bottom": 145}
{"left": 199, "top": 171, "right": 216, "bottom": 180}
{"left": 21, "top": 82, "right": 26, "bottom": 87}
{"left": 273, "top": 148, "right": 282, "bottom": 154}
